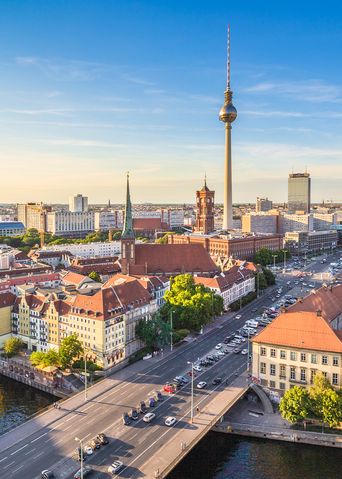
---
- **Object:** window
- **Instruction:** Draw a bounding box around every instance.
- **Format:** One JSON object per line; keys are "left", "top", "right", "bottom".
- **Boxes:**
{"left": 322, "top": 371, "right": 328, "bottom": 379}
{"left": 311, "top": 354, "right": 317, "bottom": 364}
{"left": 300, "top": 368, "right": 306, "bottom": 382}
{"left": 332, "top": 373, "right": 338, "bottom": 386}
{"left": 260, "top": 362, "right": 266, "bottom": 374}
{"left": 260, "top": 379, "right": 268, "bottom": 386}
{"left": 279, "top": 382, "right": 285, "bottom": 390}
{"left": 300, "top": 353, "right": 306, "bottom": 362}
{"left": 260, "top": 347, "right": 266, "bottom": 356}
{"left": 280, "top": 364, "right": 286, "bottom": 379}
{"left": 270, "top": 380, "right": 276, "bottom": 388}
{"left": 322, "top": 355, "right": 328, "bottom": 365}
{"left": 310, "top": 369, "right": 316, "bottom": 384}
{"left": 333, "top": 356, "right": 339, "bottom": 367}
{"left": 290, "top": 351, "right": 297, "bottom": 361}
{"left": 270, "top": 364, "right": 276, "bottom": 376}
{"left": 270, "top": 349, "right": 276, "bottom": 358}
{"left": 290, "top": 367, "right": 296, "bottom": 380}
{"left": 280, "top": 350, "right": 286, "bottom": 360}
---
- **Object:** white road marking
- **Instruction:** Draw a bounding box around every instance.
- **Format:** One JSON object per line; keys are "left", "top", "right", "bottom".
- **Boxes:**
{"left": 3, "top": 460, "right": 15, "bottom": 469}
{"left": 10, "top": 443, "right": 28, "bottom": 455}
{"left": 0, "top": 456, "right": 8, "bottom": 463}
{"left": 24, "top": 447, "right": 36, "bottom": 456}
{"left": 31, "top": 432, "right": 47, "bottom": 443}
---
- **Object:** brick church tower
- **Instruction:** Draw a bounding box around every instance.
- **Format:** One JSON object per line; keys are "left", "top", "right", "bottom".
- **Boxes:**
{"left": 121, "top": 173, "right": 135, "bottom": 274}
{"left": 194, "top": 177, "right": 215, "bottom": 234}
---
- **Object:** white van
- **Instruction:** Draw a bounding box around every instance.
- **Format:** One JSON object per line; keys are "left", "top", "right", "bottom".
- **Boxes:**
{"left": 245, "top": 319, "right": 259, "bottom": 328}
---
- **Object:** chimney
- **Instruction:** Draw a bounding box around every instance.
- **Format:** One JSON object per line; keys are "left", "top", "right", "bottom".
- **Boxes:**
{"left": 316, "top": 309, "right": 322, "bottom": 317}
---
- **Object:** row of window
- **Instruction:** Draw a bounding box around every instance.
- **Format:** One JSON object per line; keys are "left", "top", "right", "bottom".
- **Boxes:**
{"left": 260, "top": 362, "right": 339, "bottom": 385}
{"left": 260, "top": 347, "right": 339, "bottom": 366}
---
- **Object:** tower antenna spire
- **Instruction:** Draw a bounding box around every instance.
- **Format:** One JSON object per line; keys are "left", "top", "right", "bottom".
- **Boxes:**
{"left": 227, "top": 24, "right": 231, "bottom": 91}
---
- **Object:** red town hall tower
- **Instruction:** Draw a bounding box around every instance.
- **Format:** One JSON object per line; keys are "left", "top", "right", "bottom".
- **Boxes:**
{"left": 194, "top": 177, "right": 215, "bottom": 234}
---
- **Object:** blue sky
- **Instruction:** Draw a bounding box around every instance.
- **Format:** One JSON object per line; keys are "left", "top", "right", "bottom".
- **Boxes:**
{"left": 0, "top": 0, "right": 341, "bottom": 204}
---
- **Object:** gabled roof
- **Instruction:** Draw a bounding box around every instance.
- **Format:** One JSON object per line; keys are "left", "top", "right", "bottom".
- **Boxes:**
{"left": 252, "top": 311, "right": 342, "bottom": 353}
{"left": 194, "top": 265, "right": 254, "bottom": 292}
{"left": 288, "top": 284, "right": 342, "bottom": 324}
{"left": 131, "top": 243, "right": 217, "bottom": 275}
{"left": 0, "top": 292, "right": 16, "bottom": 308}
{"left": 62, "top": 271, "right": 92, "bottom": 287}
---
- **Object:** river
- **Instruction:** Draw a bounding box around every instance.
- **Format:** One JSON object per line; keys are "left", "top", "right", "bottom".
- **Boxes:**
{"left": 0, "top": 378, "right": 340, "bottom": 478}
{"left": 0, "top": 374, "right": 55, "bottom": 435}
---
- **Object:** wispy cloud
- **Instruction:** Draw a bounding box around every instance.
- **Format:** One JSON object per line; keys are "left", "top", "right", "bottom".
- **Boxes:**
{"left": 241, "top": 109, "right": 308, "bottom": 118}
{"left": 244, "top": 79, "right": 342, "bottom": 103}
{"left": 0, "top": 107, "right": 74, "bottom": 116}
{"left": 122, "top": 74, "right": 155, "bottom": 86}
{"left": 16, "top": 56, "right": 112, "bottom": 81}
{"left": 38, "top": 139, "right": 127, "bottom": 148}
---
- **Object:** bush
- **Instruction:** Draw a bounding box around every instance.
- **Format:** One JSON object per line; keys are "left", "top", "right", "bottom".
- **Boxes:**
{"left": 72, "top": 359, "right": 103, "bottom": 372}
{"left": 128, "top": 347, "right": 153, "bottom": 365}
{"left": 3, "top": 337, "right": 24, "bottom": 357}
{"left": 230, "top": 291, "right": 257, "bottom": 311}
{"left": 173, "top": 329, "right": 190, "bottom": 343}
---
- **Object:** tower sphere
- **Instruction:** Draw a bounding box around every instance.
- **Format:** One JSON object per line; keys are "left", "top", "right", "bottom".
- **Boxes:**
{"left": 219, "top": 101, "right": 237, "bottom": 123}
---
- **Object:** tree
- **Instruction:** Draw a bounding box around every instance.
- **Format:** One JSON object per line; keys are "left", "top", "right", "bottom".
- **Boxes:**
{"left": 262, "top": 267, "right": 276, "bottom": 286}
{"left": 22, "top": 228, "right": 40, "bottom": 247}
{"left": 308, "top": 372, "right": 332, "bottom": 418}
{"left": 30, "top": 349, "right": 60, "bottom": 368}
{"left": 59, "top": 334, "right": 84, "bottom": 368}
{"left": 161, "top": 274, "right": 223, "bottom": 332}
{"left": 136, "top": 313, "right": 171, "bottom": 350}
{"left": 255, "top": 271, "right": 267, "bottom": 291}
{"left": 321, "top": 389, "right": 342, "bottom": 428}
{"left": 4, "top": 337, "right": 24, "bottom": 357}
{"left": 279, "top": 386, "right": 312, "bottom": 423}
{"left": 88, "top": 271, "right": 101, "bottom": 282}
{"left": 30, "top": 351, "right": 47, "bottom": 367}
{"left": 156, "top": 233, "right": 172, "bottom": 244}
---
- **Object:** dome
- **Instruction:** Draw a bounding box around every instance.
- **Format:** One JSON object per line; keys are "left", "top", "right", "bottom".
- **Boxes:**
{"left": 219, "top": 102, "right": 237, "bottom": 123}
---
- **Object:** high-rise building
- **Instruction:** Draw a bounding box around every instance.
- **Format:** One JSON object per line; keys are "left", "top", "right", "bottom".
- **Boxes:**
{"left": 256, "top": 197, "right": 273, "bottom": 213}
{"left": 288, "top": 172, "right": 311, "bottom": 213}
{"left": 194, "top": 177, "right": 215, "bottom": 234}
{"left": 69, "top": 194, "right": 88, "bottom": 213}
{"left": 219, "top": 26, "right": 237, "bottom": 230}
{"left": 17, "top": 202, "right": 51, "bottom": 231}
{"left": 46, "top": 211, "right": 94, "bottom": 236}
{"left": 241, "top": 212, "right": 278, "bottom": 234}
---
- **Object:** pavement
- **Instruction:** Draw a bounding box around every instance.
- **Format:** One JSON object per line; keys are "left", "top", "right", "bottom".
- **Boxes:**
{"left": 0, "top": 252, "right": 338, "bottom": 479}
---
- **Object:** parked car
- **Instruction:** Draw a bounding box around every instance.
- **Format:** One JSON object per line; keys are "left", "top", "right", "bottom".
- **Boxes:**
{"left": 215, "top": 343, "right": 222, "bottom": 349}
{"left": 235, "top": 314, "right": 242, "bottom": 320}
{"left": 84, "top": 446, "right": 93, "bottom": 455}
{"left": 233, "top": 348, "right": 240, "bottom": 354}
{"left": 156, "top": 391, "right": 164, "bottom": 401}
{"left": 165, "top": 416, "right": 177, "bottom": 427}
{"left": 97, "top": 433, "right": 108, "bottom": 445}
{"left": 149, "top": 397, "right": 156, "bottom": 407}
{"left": 122, "top": 412, "right": 131, "bottom": 425}
{"left": 108, "top": 460, "right": 124, "bottom": 474}
{"left": 193, "top": 365, "right": 202, "bottom": 372}
{"left": 143, "top": 412, "right": 156, "bottom": 423}
{"left": 164, "top": 384, "right": 176, "bottom": 393}
{"left": 139, "top": 401, "right": 147, "bottom": 413}
{"left": 131, "top": 408, "right": 139, "bottom": 420}
{"left": 90, "top": 438, "right": 101, "bottom": 450}
{"left": 241, "top": 349, "right": 248, "bottom": 355}
{"left": 197, "top": 381, "right": 207, "bottom": 389}
{"left": 74, "top": 466, "right": 93, "bottom": 479}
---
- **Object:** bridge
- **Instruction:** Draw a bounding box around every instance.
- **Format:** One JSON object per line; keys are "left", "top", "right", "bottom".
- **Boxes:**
{"left": 0, "top": 316, "right": 253, "bottom": 479}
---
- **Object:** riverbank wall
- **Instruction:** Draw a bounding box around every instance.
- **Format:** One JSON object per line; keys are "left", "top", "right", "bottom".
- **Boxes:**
{"left": 213, "top": 421, "right": 342, "bottom": 448}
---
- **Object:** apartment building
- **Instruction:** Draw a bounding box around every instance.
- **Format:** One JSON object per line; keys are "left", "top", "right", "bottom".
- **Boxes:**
{"left": 41, "top": 241, "right": 121, "bottom": 258}
{"left": 17, "top": 203, "right": 51, "bottom": 231}
{"left": 241, "top": 213, "right": 278, "bottom": 235}
{"left": 46, "top": 211, "right": 94, "bottom": 236}
{"left": 252, "top": 285, "right": 342, "bottom": 393}
{"left": 0, "top": 221, "right": 25, "bottom": 237}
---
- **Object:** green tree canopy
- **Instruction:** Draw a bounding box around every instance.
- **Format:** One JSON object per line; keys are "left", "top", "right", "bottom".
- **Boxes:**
{"left": 321, "top": 388, "right": 342, "bottom": 428}
{"left": 161, "top": 274, "right": 223, "bottom": 331}
{"left": 279, "top": 386, "right": 312, "bottom": 423}
{"left": 4, "top": 337, "right": 24, "bottom": 356}
{"left": 88, "top": 271, "right": 101, "bottom": 282}
{"left": 135, "top": 313, "right": 171, "bottom": 350}
{"left": 59, "top": 333, "right": 84, "bottom": 369}
{"left": 254, "top": 248, "right": 291, "bottom": 267}
{"left": 30, "top": 349, "right": 60, "bottom": 368}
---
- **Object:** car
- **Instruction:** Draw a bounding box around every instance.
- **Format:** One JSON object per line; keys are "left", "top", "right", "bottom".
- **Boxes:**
{"left": 235, "top": 314, "right": 242, "bottom": 320}
{"left": 217, "top": 350, "right": 225, "bottom": 357}
{"left": 90, "top": 439, "right": 101, "bottom": 450}
{"left": 241, "top": 349, "right": 248, "bottom": 355}
{"left": 251, "top": 308, "right": 258, "bottom": 313}
{"left": 193, "top": 365, "right": 202, "bottom": 372}
{"left": 163, "top": 384, "right": 176, "bottom": 393}
{"left": 149, "top": 397, "right": 156, "bottom": 407}
{"left": 212, "top": 377, "right": 222, "bottom": 385}
{"left": 108, "top": 460, "right": 124, "bottom": 474}
{"left": 74, "top": 466, "right": 93, "bottom": 478}
{"left": 97, "top": 432, "right": 109, "bottom": 445}
{"left": 178, "top": 375, "right": 189, "bottom": 384}
{"left": 197, "top": 381, "right": 207, "bottom": 389}
{"left": 131, "top": 408, "right": 139, "bottom": 420}
{"left": 122, "top": 412, "right": 131, "bottom": 425}
{"left": 41, "top": 471, "right": 55, "bottom": 479}
{"left": 165, "top": 416, "right": 177, "bottom": 427}
{"left": 233, "top": 348, "right": 240, "bottom": 354}
{"left": 215, "top": 343, "right": 222, "bottom": 349}
{"left": 143, "top": 412, "right": 156, "bottom": 423}
{"left": 139, "top": 401, "right": 147, "bottom": 413}
{"left": 84, "top": 446, "right": 93, "bottom": 455}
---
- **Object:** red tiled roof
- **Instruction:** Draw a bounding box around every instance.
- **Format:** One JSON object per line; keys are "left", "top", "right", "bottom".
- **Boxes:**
{"left": 288, "top": 284, "right": 342, "bottom": 324}
{"left": 252, "top": 311, "right": 342, "bottom": 353}
{"left": 133, "top": 218, "right": 163, "bottom": 230}
{"left": 131, "top": 244, "right": 217, "bottom": 275}
{"left": 62, "top": 271, "right": 90, "bottom": 286}
{"left": 194, "top": 266, "right": 253, "bottom": 292}
{"left": 0, "top": 292, "right": 16, "bottom": 308}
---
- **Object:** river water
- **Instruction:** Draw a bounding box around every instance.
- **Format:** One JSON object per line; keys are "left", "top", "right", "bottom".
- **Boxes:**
{"left": 0, "top": 375, "right": 55, "bottom": 435}
{"left": 0, "top": 378, "right": 340, "bottom": 478}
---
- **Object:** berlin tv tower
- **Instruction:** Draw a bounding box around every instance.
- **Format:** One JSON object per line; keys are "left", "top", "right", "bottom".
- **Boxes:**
{"left": 219, "top": 25, "right": 237, "bottom": 230}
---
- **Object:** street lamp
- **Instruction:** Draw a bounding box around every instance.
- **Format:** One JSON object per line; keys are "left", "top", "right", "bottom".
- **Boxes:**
{"left": 75, "top": 437, "right": 84, "bottom": 479}
{"left": 170, "top": 310, "right": 175, "bottom": 352}
{"left": 187, "top": 361, "right": 194, "bottom": 423}
{"left": 282, "top": 250, "right": 287, "bottom": 273}
{"left": 84, "top": 353, "right": 88, "bottom": 401}
{"left": 272, "top": 254, "right": 278, "bottom": 271}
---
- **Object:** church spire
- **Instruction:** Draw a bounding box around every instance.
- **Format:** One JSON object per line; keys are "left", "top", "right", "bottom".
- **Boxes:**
{"left": 122, "top": 172, "right": 135, "bottom": 239}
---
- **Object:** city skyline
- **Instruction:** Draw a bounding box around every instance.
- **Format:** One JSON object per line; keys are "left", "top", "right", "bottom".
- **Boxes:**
{"left": 1, "top": 1, "right": 342, "bottom": 203}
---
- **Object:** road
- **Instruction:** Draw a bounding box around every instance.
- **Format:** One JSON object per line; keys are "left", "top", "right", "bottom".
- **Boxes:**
{"left": 0, "top": 252, "right": 339, "bottom": 479}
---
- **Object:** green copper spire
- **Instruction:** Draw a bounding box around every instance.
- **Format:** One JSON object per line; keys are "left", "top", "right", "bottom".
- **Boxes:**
{"left": 122, "top": 172, "right": 135, "bottom": 239}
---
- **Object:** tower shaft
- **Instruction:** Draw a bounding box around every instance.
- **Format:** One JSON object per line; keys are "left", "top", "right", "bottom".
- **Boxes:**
{"left": 223, "top": 124, "right": 233, "bottom": 230}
